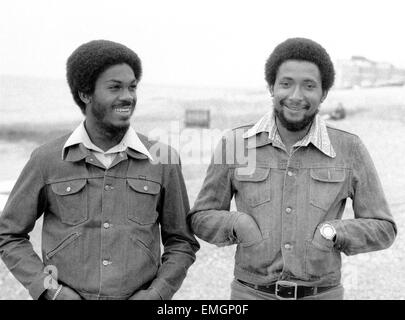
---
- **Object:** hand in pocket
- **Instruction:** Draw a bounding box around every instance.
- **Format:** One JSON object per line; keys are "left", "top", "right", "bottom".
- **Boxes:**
{"left": 234, "top": 213, "right": 262, "bottom": 244}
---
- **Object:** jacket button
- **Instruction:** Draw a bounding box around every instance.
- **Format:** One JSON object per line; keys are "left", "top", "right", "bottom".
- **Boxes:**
{"left": 285, "top": 207, "right": 292, "bottom": 213}
{"left": 103, "top": 222, "right": 110, "bottom": 229}
{"left": 102, "top": 260, "right": 111, "bottom": 266}
{"left": 287, "top": 171, "right": 293, "bottom": 176}
{"left": 66, "top": 187, "right": 71, "bottom": 192}
{"left": 143, "top": 186, "right": 149, "bottom": 191}
{"left": 284, "top": 243, "right": 292, "bottom": 250}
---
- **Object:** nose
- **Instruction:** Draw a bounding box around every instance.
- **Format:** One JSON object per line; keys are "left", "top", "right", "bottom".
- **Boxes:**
{"left": 290, "top": 85, "right": 304, "bottom": 100}
{"left": 119, "top": 88, "right": 136, "bottom": 104}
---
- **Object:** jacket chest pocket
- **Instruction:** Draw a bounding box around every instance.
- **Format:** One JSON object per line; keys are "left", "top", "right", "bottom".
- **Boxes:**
{"left": 50, "top": 179, "right": 88, "bottom": 226}
{"left": 127, "top": 178, "right": 161, "bottom": 225}
{"left": 310, "top": 168, "right": 346, "bottom": 212}
{"left": 234, "top": 167, "right": 271, "bottom": 207}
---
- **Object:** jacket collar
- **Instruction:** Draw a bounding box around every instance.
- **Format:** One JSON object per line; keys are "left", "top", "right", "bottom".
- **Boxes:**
{"left": 62, "top": 121, "right": 153, "bottom": 162}
{"left": 243, "top": 111, "right": 336, "bottom": 158}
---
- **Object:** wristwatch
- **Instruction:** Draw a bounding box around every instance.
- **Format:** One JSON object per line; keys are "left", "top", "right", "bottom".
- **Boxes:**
{"left": 320, "top": 223, "right": 336, "bottom": 241}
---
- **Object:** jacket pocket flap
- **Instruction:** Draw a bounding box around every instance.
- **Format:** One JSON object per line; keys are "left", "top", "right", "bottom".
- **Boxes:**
{"left": 127, "top": 179, "right": 161, "bottom": 195}
{"left": 51, "top": 179, "right": 87, "bottom": 195}
{"left": 310, "top": 168, "right": 345, "bottom": 183}
{"left": 234, "top": 167, "right": 270, "bottom": 182}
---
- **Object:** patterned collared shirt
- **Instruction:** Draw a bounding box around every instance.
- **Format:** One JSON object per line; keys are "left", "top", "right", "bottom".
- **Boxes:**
{"left": 62, "top": 121, "right": 153, "bottom": 168}
{"left": 243, "top": 111, "right": 336, "bottom": 158}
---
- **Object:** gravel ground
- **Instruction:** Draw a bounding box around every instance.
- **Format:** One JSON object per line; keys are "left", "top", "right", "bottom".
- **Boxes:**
{"left": 0, "top": 106, "right": 404, "bottom": 300}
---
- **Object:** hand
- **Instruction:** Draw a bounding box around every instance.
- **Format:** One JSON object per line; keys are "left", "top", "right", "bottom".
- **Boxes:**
{"left": 44, "top": 285, "right": 82, "bottom": 300}
{"left": 129, "top": 287, "right": 162, "bottom": 300}
{"left": 233, "top": 213, "right": 262, "bottom": 244}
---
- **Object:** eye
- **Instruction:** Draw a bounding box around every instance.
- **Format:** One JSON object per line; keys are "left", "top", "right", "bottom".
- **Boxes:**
{"left": 279, "top": 81, "right": 290, "bottom": 88}
{"left": 109, "top": 85, "right": 121, "bottom": 90}
{"left": 305, "top": 82, "right": 317, "bottom": 90}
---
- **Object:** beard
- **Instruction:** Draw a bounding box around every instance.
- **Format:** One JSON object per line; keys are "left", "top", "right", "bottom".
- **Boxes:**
{"left": 274, "top": 101, "right": 319, "bottom": 132}
{"left": 99, "top": 119, "right": 129, "bottom": 138}
{"left": 90, "top": 101, "right": 132, "bottom": 137}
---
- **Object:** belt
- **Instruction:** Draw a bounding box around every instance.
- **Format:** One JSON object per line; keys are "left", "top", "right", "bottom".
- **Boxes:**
{"left": 237, "top": 279, "right": 336, "bottom": 299}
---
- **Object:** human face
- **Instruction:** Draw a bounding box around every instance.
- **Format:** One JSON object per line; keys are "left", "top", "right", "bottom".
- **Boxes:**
{"left": 271, "top": 60, "right": 326, "bottom": 131}
{"left": 84, "top": 63, "right": 137, "bottom": 134}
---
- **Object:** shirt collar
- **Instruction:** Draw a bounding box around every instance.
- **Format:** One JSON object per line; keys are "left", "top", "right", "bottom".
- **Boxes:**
{"left": 243, "top": 111, "right": 336, "bottom": 158}
{"left": 62, "top": 121, "right": 154, "bottom": 161}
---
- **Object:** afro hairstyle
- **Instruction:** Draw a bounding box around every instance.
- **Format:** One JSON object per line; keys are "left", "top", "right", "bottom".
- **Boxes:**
{"left": 264, "top": 38, "right": 335, "bottom": 92}
{"left": 66, "top": 39, "right": 142, "bottom": 112}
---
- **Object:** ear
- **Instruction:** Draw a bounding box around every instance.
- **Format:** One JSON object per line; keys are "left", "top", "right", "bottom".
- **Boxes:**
{"left": 78, "top": 91, "right": 92, "bottom": 105}
{"left": 269, "top": 85, "right": 274, "bottom": 97}
{"left": 320, "top": 90, "right": 328, "bottom": 103}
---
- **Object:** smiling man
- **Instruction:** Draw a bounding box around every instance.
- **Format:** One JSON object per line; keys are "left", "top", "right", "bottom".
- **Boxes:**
{"left": 189, "top": 38, "right": 396, "bottom": 300}
{"left": 0, "top": 40, "right": 199, "bottom": 300}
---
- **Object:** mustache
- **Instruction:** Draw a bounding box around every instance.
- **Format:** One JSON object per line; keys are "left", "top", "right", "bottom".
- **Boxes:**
{"left": 280, "top": 98, "right": 308, "bottom": 107}
{"left": 114, "top": 100, "right": 135, "bottom": 108}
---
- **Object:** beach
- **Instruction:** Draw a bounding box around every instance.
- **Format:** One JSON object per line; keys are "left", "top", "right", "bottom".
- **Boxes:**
{"left": 0, "top": 79, "right": 404, "bottom": 299}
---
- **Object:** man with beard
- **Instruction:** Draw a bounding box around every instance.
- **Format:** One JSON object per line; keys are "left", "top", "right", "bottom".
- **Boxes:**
{"left": 189, "top": 38, "right": 396, "bottom": 300}
{"left": 0, "top": 40, "right": 199, "bottom": 300}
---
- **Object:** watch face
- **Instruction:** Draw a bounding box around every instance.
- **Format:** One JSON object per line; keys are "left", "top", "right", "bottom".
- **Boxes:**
{"left": 321, "top": 225, "right": 335, "bottom": 239}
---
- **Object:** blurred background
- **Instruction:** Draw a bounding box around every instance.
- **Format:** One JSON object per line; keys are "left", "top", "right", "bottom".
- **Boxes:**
{"left": 1, "top": 0, "right": 405, "bottom": 299}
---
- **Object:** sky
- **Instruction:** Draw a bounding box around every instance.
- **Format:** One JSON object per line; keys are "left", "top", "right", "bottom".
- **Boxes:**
{"left": 1, "top": 0, "right": 404, "bottom": 87}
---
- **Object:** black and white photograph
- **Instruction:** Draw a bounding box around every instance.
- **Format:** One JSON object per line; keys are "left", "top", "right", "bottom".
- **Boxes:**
{"left": 0, "top": 0, "right": 404, "bottom": 302}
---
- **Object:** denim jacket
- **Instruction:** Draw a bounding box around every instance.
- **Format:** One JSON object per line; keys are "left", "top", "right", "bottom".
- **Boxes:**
{"left": 0, "top": 133, "right": 199, "bottom": 300}
{"left": 189, "top": 123, "right": 396, "bottom": 287}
